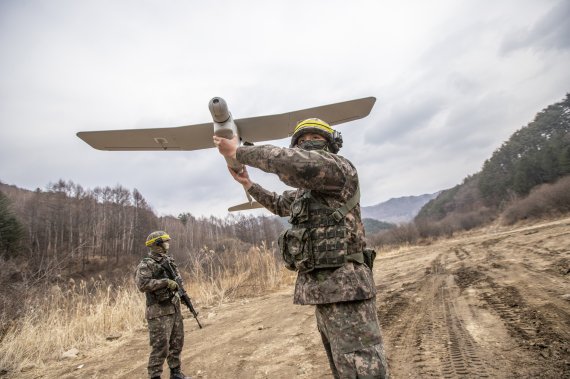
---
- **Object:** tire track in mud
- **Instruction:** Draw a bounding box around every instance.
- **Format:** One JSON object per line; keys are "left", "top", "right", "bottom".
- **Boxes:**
{"left": 380, "top": 253, "right": 491, "bottom": 378}
{"left": 378, "top": 256, "right": 443, "bottom": 377}
{"left": 433, "top": 252, "right": 490, "bottom": 379}
{"left": 453, "top": 246, "right": 471, "bottom": 261}
{"left": 470, "top": 234, "right": 569, "bottom": 338}
{"left": 377, "top": 219, "right": 570, "bottom": 378}
{"left": 405, "top": 257, "right": 448, "bottom": 378}
{"left": 456, "top": 244, "right": 570, "bottom": 379}
{"left": 480, "top": 287, "right": 537, "bottom": 340}
{"left": 438, "top": 286, "right": 489, "bottom": 378}
{"left": 478, "top": 279, "right": 570, "bottom": 377}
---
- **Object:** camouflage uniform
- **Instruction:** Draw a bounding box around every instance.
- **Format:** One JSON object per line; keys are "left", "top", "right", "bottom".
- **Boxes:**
{"left": 135, "top": 250, "right": 185, "bottom": 379}
{"left": 237, "top": 144, "right": 390, "bottom": 378}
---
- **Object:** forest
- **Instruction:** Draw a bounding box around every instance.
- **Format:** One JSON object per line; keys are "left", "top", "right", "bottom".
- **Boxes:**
{"left": 0, "top": 180, "right": 284, "bottom": 285}
{"left": 371, "top": 94, "right": 570, "bottom": 246}
{"left": 418, "top": 93, "right": 570, "bottom": 222}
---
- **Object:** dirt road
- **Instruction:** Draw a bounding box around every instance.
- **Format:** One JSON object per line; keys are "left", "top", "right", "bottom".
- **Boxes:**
{"left": 377, "top": 218, "right": 570, "bottom": 378}
{"left": 26, "top": 217, "right": 570, "bottom": 378}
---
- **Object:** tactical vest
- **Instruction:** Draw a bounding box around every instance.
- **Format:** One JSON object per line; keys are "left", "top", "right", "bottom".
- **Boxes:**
{"left": 279, "top": 187, "right": 364, "bottom": 273}
{"left": 142, "top": 257, "right": 175, "bottom": 306}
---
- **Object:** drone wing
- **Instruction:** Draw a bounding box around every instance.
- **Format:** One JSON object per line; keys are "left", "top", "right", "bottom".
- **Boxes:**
{"left": 76, "top": 97, "right": 376, "bottom": 151}
{"left": 236, "top": 96, "right": 376, "bottom": 143}
{"left": 228, "top": 201, "right": 265, "bottom": 212}
{"left": 76, "top": 122, "right": 214, "bottom": 151}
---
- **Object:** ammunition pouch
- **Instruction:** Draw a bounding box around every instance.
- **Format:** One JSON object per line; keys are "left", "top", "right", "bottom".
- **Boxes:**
{"left": 279, "top": 227, "right": 365, "bottom": 273}
{"left": 363, "top": 248, "right": 377, "bottom": 270}
{"left": 289, "top": 193, "right": 310, "bottom": 225}
{"left": 145, "top": 285, "right": 174, "bottom": 306}
{"left": 280, "top": 187, "right": 366, "bottom": 273}
{"left": 279, "top": 228, "right": 312, "bottom": 273}
{"left": 311, "top": 224, "right": 359, "bottom": 268}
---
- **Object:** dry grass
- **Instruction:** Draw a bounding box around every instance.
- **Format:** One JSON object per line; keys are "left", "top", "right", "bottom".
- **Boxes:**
{"left": 0, "top": 244, "right": 294, "bottom": 375}
{"left": 0, "top": 278, "right": 143, "bottom": 374}
{"left": 502, "top": 175, "right": 570, "bottom": 224}
{"left": 186, "top": 243, "right": 296, "bottom": 305}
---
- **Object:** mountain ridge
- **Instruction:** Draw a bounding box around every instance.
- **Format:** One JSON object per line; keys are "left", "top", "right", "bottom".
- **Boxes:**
{"left": 361, "top": 192, "right": 439, "bottom": 224}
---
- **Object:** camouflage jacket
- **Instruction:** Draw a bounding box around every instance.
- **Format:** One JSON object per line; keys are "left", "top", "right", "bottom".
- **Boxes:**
{"left": 135, "top": 251, "right": 181, "bottom": 319}
{"left": 237, "top": 145, "right": 376, "bottom": 305}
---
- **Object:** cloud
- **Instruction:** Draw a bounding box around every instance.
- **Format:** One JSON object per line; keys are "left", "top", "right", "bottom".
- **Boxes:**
{"left": 364, "top": 95, "right": 445, "bottom": 143}
{"left": 501, "top": 0, "right": 570, "bottom": 54}
{"left": 1, "top": 0, "right": 569, "bottom": 217}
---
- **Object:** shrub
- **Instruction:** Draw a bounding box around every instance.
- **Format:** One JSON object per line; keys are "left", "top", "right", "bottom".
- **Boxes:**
{"left": 368, "top": 223, "right": 419, "bottom": 247}
{"left": 502, "top": 175, "right": 570, "bottom": 224}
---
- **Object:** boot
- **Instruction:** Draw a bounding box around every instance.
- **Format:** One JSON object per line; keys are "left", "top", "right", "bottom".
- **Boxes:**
{"left": 170, "top": 369, "right": 191, "bottom": 379}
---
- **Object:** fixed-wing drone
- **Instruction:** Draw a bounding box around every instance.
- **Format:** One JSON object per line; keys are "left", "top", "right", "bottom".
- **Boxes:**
{"left": 77, "top": 96, "right": 376, "bottom": 211}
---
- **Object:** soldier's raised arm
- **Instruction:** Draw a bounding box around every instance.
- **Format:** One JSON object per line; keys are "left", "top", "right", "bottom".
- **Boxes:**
{"left": 214, "top": 119, "right": 354, "bottom": 195}
{"left": 221, "top": 160, "right": 297, "bottom": 216}
{"left": 247, "top": 184, "right": 296, "bottom": 217}
{"left": 237, "top": 145, "right": 351, "bottom": 193}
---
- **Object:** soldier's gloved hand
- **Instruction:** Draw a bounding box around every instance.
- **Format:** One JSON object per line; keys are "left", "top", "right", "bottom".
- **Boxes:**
{"left": 213, "top": 135, "right": 238, "bottom": 160}
{"left": 166, "top": 279, "right": 178, "bottom": 291}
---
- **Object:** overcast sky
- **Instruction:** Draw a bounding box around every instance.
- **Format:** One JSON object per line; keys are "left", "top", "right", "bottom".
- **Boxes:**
{"left": 1, "top": 0, "right": 569, "bottom": 218}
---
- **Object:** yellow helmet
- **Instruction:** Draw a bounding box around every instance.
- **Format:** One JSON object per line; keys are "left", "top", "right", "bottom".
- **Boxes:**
{"left": 145, "top": 231, "right": 171, "bottom": 247}
{"left": 290, "top": 118, "right": 343, "bottom": 153}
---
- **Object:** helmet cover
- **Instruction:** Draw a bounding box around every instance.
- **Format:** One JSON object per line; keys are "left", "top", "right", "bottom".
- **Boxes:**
{"left": 145, "top": 231, "right": 171, "bottom": 247}
{"left": 290, "top": 118, "right": 342, "bottom": 153}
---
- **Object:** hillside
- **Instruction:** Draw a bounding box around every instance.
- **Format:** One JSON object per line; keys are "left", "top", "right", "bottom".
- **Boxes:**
{"left": 418, "top": 94, "right": 570, "bottom": 224}
{"left": 362, "top": 192, "right": 438, "bottom": 224}
{"left": 17, "top": 216, "right": 570, "bottom": 378}
{"left": 362, "top": 218, "right": 395, "bottom": 235}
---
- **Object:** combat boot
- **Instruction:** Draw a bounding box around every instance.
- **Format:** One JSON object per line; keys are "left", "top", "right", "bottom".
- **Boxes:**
{"left": 170, "top": 369, "right": 191, "bottom": 379}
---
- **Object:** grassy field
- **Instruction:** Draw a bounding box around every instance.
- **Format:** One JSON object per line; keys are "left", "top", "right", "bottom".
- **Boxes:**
{"left": 0, "top": 244, "right": 295, "bottom": 375}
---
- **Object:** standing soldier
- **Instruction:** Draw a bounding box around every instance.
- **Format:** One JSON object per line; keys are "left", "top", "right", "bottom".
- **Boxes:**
{"left": 214, "top": 118, "right": 390, "bottom": 378}
{"left": 135, "top": 231, "right": 191, "bottom": 379}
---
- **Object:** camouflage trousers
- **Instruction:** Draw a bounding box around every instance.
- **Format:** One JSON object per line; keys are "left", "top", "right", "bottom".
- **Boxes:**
{"left": 316, "top": 297, "right": 390, "bottom": 379}
{"left": 147, "top": 309, "right": 185, "bottom": 378}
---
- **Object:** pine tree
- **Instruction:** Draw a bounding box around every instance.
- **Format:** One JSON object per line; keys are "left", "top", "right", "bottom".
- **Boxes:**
{"left": 0, "top": 191, "right": 24, "bottom": 257}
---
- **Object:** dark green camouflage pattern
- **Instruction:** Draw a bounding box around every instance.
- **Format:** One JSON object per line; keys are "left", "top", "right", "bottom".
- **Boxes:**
{"left": 237, "top": 144, "right": 389, "bottom": 377}
{"left": 147, "top": 312, "right": 184, "bottom": 378}
{"left": 316, "top": 298, "right": 389, "bottom": 378}
{"left": 135, "top": 251, "right": 186, "bottom": 378}
{"left": 238, "top": 145, "right": 376, "bottom": 305}
{"left": 135, "top": 251, "right": 181, "bottom": 319}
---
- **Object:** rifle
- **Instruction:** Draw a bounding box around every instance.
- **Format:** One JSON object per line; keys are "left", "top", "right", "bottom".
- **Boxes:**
{"left": 162, "top": 259, "right": 203, "bottom": 329}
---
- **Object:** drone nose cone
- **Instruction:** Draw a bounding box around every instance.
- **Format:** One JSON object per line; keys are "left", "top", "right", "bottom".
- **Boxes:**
{"left": 208, "top": 97, "right": 230, "bottom": 123}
